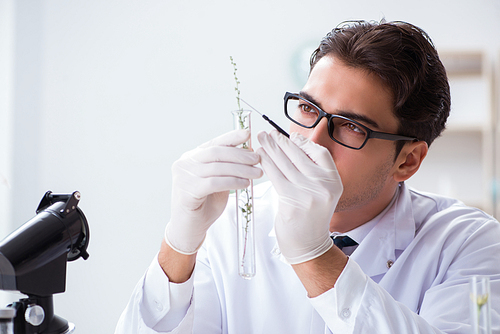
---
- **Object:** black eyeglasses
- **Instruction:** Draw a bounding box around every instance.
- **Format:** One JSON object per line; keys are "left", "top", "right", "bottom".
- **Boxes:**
{"left": 284, "top": 92, "right": 418, "bottom": 150}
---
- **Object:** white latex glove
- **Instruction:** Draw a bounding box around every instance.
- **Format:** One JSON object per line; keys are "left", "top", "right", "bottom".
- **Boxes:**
{"left": 165, "top": 129, "right": 262, "bottom": 255}
{"left": 257, "top": 130, "right": 343, "bottom": 264}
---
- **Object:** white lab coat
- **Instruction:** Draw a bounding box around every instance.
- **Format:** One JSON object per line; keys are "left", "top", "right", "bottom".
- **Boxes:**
{"left": 116, "top": 182, "right": 500, "bottom": 333}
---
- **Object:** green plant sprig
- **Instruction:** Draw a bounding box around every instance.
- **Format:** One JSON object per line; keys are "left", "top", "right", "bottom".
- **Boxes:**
{"left": 230, "top": 56, "right": 248, "bottom": 147}
{"left": 230, "top": 56, "right": 242, "bottom": 112}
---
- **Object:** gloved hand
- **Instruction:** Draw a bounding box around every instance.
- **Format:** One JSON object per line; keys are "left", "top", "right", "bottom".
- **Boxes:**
{"left": 165, "top": 129, "right": 262, "bottom": 255}
{"left": 257, "top": 130, "right": 343, "bottom": 264}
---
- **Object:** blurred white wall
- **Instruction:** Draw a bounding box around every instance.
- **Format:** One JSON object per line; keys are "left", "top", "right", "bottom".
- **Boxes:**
{"left": 0, "top": 0, "right": 499, "bottom": 332}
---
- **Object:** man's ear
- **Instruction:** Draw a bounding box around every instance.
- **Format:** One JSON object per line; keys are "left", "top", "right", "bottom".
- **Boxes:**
{"left": 393, "top": 141, "right": 428, "bottom": 182}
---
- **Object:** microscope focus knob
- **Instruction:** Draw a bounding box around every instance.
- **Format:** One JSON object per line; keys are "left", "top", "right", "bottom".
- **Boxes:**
{"left": 25, "top": 304, "right": 45, "bottom": 326}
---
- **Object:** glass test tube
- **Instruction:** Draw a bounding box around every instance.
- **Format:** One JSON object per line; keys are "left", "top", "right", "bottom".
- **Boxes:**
{"left": 470, "top": 276, "right": 492, "bottom": 334}
{"left": 232, "top": 110, "right": 256, "bottom": 279}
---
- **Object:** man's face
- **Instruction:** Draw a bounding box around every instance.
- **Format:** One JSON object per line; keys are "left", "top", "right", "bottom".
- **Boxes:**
{"left": 290, "top": 55, "right": 402, "bottom": 229}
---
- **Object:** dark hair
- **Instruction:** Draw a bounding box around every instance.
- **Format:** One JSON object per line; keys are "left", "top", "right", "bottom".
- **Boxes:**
{"left": 310, "top": 20, "right": 450, "bottom": 155}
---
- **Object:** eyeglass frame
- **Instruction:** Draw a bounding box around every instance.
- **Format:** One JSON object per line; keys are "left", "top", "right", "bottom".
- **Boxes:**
{"left": 283, "top": 92, "right": 418, "bottom": 150}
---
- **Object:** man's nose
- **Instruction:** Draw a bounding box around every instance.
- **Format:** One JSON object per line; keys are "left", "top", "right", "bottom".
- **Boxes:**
{"left": 308, "top": 117, "right": 330, "bottom": 145}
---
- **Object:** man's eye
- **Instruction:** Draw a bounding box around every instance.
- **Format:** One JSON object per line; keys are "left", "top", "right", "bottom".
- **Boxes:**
{"left": 342, "top": 122, "right": 365, "bottom": 134}
{"left": 299, "top": 103, "right": 314, "bottom": 113}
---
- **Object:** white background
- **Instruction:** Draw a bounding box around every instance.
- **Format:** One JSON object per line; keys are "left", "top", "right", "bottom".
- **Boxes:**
{"left": 1, "top": 0, "right": 499, "bottom": 333}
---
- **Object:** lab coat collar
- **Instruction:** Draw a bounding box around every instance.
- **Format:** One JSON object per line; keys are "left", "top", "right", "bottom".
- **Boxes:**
{"left": 350, "top": 182, "right": 416, "bottom": 278}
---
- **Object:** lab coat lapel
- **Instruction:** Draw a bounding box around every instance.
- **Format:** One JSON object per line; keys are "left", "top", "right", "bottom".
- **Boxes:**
{"left": 349, "top": 226, "right": 395, "bottom": 278}
{"left": 350, "top": 183, "right": 416, "bottom": 279}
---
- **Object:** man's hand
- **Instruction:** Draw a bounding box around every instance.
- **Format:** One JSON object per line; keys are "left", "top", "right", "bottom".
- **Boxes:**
{"left": 165, "top": 129, "right": 262, "bottom": 255}
{"left": 257, "top": 130, "right": 343, "bottom": 264}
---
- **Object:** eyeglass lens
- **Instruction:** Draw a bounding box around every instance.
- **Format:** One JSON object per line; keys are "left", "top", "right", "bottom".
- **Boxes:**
{"left": 286, "top": 96, "right": 368, "bottom": 149}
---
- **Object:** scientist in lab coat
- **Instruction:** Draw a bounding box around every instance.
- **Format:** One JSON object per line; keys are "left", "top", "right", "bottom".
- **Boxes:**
{"left": 116, "top": 20, "right": 500, "bottom": 333}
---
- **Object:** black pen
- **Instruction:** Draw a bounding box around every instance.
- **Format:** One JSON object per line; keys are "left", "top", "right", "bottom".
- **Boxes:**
{"left": 239, "top": 98, "right": 290, "bottom": 138}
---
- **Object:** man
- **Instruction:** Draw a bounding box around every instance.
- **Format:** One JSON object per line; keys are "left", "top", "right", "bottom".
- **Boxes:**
{"left": 116, "top": 20, "right": 500, "bottom": 333}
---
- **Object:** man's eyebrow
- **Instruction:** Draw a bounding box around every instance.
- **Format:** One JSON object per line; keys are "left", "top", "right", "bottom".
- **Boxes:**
{"left": 298, "top": 91, "right": 380, "bottom": 129}
{"left": 298, "top": 91, "right": 322, "bottom": 109}
{"left": 336, "top": 111, "right": 380, "bottom": 129}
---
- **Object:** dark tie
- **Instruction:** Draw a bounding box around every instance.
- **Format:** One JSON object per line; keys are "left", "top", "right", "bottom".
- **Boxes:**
{"left": 331, "top": 236, "right": 358, "bottom": 250}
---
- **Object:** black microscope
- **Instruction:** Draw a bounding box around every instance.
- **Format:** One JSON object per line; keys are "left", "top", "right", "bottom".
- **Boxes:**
{"left": 0, "top": 191, "right": 90, "bottom": 334}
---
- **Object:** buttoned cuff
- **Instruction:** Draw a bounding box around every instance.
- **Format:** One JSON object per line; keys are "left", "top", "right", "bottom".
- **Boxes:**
{"left": 309, "top": 258, "right": 368, "bottom": 333}
{"left": 141, "top": 255, "right": 194, "bottom": 330}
